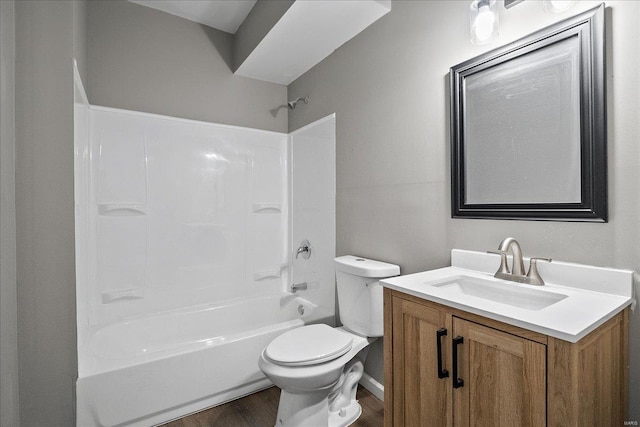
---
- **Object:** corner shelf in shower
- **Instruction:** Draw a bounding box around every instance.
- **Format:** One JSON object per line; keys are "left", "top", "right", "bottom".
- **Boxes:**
{"left": 253, "top": 270, "right": 282, "bottom": 281}
{"left": 98, "top": 204, "right": 146, "bottom": 216}
{"left": 101, "top": 288, "right": 144, "bottom": 304}
{"left": 252, "top": 203, "right": 282, "bottom": 214}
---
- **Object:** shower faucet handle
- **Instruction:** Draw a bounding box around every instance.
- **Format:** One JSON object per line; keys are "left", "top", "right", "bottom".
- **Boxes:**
{"left": 295, "top": 240, "right": 311, "bottom": 259}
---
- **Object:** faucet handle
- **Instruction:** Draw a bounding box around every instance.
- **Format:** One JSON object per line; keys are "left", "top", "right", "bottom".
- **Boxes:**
{"left": 487, "top": 250, "right": 510, "bottom": 274}
{"left": 295, "top": 240, "right": 311, "bottom": 259}
{"left": 526, "top": 257, "right": 552, "bottom": 286}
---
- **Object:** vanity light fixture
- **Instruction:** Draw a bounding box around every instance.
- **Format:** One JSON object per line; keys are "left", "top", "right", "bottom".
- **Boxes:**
{"left": 470, "top": 0, "right": 499, "bottom": 45}
{"left": 504, "top": 0, "right": 524, "bottom": 8}
{"left": 543, "top": 0, "right": 577, "bottom": 13}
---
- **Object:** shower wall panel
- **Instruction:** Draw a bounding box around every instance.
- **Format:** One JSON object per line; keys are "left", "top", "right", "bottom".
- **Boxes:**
{"left": 290, "top": 115, "right": 336, "bottom": 312}
{"left": 85, "top": 107, "right": 288, "bottom": 327}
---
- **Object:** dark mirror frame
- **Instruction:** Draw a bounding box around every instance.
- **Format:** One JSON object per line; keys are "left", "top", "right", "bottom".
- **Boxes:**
{"left": 450, "top": 4, "right": 606, "bottom": 222}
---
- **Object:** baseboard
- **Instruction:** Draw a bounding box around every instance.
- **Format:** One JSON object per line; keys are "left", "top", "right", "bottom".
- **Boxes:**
{"left": 359, "top": 372, "right": 384, "bottom": 401}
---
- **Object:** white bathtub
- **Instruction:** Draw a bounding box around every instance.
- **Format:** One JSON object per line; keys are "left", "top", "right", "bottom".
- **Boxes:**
{"left": 76, "top": 294, "right": 333, "bottom": 427}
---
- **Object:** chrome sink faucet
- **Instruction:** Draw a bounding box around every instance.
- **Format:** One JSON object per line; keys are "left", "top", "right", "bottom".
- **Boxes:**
{"left": 488, "top": 237, "right": 551, "bottom": 286}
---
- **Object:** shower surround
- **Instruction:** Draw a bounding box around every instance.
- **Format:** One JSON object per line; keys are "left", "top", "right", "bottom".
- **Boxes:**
{"left": 74, "top": 104, "right": 336, "bottom": 426}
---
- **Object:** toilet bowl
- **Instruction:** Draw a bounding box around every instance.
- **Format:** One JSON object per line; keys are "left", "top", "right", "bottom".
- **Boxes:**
{"left": 258, "top": 256, "right": 400, "bottom": 427}
{"left": 259, "top": 325, "right": 372, "bottom": 427}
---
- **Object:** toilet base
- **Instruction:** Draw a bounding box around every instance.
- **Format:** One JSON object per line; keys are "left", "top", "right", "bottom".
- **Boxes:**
{"left": 275, "top": 389, "right": 332, "bottom": 427}
{"left": 273, "top": 349, "right": 368, "bottom": 427}
{"left": 328, "top": 401, "right": 362, "bottom": 427}
{"left": 273, "top": 390, "right": 363, "bottom": 427}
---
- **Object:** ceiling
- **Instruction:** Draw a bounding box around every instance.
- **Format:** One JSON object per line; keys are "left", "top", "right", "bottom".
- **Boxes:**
{"left": 128, "top": 0, "right": 257, "bottom": 34}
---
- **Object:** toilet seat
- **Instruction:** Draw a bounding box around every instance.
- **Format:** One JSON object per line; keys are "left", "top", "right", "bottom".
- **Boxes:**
{"left": 265, "top": 324, "right": 353, "bottom": 367}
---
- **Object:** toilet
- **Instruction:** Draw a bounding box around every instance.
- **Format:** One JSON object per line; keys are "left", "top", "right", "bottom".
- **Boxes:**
{"left": 259, "top": 255, "right": 400, "bottom": 427}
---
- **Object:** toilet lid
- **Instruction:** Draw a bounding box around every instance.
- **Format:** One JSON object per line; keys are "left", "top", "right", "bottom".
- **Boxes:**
{"left": 265, "top": 324, "right": 353, "bottom": 366}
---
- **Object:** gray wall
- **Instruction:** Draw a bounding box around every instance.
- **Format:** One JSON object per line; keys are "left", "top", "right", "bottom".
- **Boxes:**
{"left": 88, "top": 0, "right": 287, "bottom": 133}
{"left": 73, "top": 0, "right": 88, "bottom": 88}
{"left": 0, "top": 1, "right": 19, "bottom": 426}
{"left": 15, "top": 0, "right": 77, "bottom": 425}
{"left": 288, "top": 0, "right": 640, "bottom": 419}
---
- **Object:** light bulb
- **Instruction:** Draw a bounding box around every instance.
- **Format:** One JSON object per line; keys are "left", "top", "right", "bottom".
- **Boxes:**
{"left": 543, "top": 0, "right": 576, "bottom": 13}
{"left": 470, "top": 0, "right": 498, "bottom": 45}
{"left": 474, "top": 5, "right": 496, "bottom": 42}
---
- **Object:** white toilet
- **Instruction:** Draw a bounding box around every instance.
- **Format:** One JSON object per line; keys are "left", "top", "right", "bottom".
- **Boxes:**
{"left": 259, "top": 255, "right": 400, "bottom": 427}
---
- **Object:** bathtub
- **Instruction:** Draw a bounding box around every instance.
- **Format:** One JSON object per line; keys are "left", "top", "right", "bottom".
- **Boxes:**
{"left": 76, "top": 294, "right": 333, "bottom": 427}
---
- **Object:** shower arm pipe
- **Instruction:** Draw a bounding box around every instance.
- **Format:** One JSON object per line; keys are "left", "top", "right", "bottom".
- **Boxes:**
{"left": 288, "top": 97, "right": 309, "bottom": 109}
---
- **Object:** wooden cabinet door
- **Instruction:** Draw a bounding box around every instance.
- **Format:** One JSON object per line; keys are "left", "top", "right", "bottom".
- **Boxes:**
{"left": 452, "top": 317, "right": 546, "bottom": 427}
{"left": 390, "top": 296, "right": 450, "bottom": 427}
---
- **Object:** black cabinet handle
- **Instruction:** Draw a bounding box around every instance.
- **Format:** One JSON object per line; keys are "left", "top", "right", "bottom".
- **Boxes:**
{"left": 436, "top": 328, "right": 449, "bottom": 379}
{"left": 452, "top": 336, "right": 464, "bottom": 389}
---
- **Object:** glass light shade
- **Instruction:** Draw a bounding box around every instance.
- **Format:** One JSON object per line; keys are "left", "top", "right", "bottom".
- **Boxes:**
{"left": 470, "top": 0, "right": 499, "bottom": 45}
{"left": 542, "top": 0, "right": 577, "bottom": 13}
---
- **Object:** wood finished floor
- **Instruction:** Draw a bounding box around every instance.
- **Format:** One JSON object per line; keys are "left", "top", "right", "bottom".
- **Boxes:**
{"left": 162, "top": 386, "right": 383, "bottom": 427}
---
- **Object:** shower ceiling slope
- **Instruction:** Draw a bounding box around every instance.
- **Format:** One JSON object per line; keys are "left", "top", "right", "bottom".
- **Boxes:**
{"left": 234, "top": 0, "right": 391, "bottom": 85}
{"left": 129, "top": 0, "right": 391, "bottom": 85}
{"left": 129, "top": 0, "right": 257, "bottom": 34}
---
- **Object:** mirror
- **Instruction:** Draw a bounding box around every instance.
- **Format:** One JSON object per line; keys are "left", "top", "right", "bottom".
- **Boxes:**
{"left": 450, "top": 5, "right": 606, "bottom": 222}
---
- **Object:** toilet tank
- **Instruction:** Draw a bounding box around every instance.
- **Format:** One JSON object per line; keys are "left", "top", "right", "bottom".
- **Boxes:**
{"left": 335, "top": 256, "right": 400, "bottom": 337}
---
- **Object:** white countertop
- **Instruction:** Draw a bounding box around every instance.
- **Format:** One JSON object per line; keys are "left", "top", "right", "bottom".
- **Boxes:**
{"left": 381, "top": 250, "right": 635, "bottom": 343}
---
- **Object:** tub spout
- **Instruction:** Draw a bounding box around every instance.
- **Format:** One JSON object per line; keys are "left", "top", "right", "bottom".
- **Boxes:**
{"left": 291, "top": 282, "right": 307, "bottom": 293}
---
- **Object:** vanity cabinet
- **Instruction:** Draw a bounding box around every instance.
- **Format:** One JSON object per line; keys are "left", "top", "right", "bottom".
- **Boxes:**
{"left": 384, "top": 289, "right": 629, "bottom": 426}
{"left": 450, "top": 316, "right": 546, "bottom": 426}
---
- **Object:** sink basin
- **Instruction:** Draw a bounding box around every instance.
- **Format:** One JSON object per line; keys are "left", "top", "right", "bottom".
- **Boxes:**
{"left": 429, "top": 275, "right": 568, "bottom": 311}
{"left": 380, "top": 250, "right": 634, "bottom": 342}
